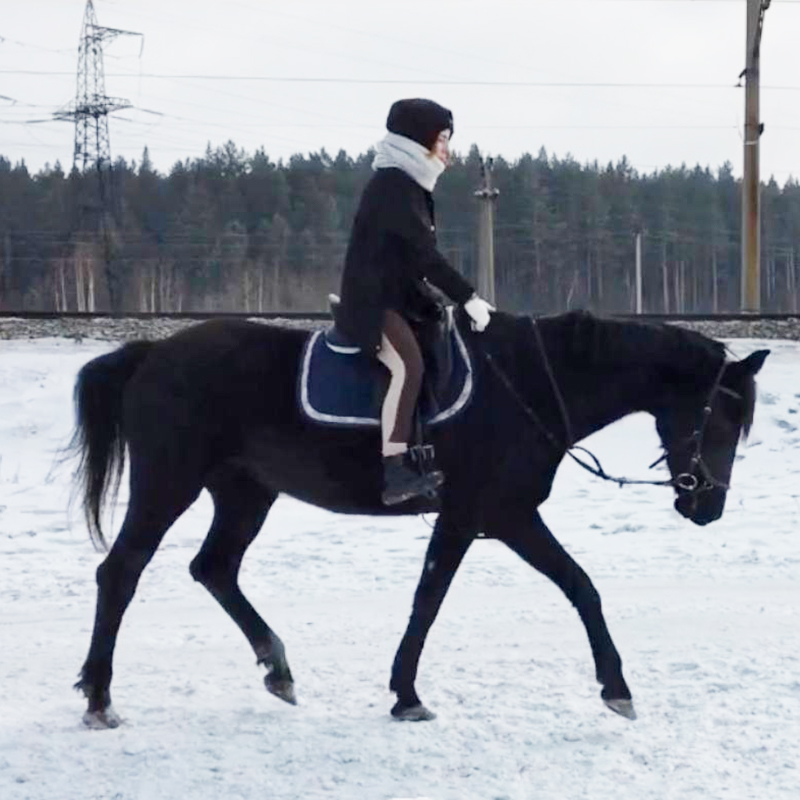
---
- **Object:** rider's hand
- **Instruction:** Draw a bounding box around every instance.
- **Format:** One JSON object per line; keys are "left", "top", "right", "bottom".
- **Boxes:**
{"left": 464, "top": 295, "right": 495, "bottom": 332}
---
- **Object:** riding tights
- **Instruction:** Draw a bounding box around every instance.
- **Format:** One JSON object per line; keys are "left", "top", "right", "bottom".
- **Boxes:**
{"left": 376, "top": 310, "right": 424, "bottom": 457}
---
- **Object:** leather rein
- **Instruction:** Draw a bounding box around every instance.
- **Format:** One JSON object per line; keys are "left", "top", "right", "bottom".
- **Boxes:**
{"left": 480, "top": 317, "right": 732, "bottom": 496}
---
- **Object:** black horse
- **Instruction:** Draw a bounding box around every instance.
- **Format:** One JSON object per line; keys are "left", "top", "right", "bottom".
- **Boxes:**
{"left": 70, "top": 308, "right": 768, "bottom": 728}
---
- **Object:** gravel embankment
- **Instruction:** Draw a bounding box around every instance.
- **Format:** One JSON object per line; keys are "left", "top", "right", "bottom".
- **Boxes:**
{"left": 1, "top": 315, "right": 798, "bottom": 342}
{"left": 0, "top": 316, "right": 317, "bottom": 342}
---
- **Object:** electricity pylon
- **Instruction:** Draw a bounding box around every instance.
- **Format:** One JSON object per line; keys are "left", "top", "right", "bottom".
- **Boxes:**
{"left": 54, "top": 0, "right": 141, "bottom": 311}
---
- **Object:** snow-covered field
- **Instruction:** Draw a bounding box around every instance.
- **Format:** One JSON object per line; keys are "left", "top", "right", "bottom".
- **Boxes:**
{"left": 0, "top": 335, "right": 798, "bottom": 800}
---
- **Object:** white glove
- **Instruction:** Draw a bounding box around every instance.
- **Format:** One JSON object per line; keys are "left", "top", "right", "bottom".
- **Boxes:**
{"left": 463, "top": 295, "right": 495, "bottom": 332}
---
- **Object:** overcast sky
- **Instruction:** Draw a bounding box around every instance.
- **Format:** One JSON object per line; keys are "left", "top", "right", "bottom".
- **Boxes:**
{"left": 2, "top": 0, "right": 799, "bottom": 181}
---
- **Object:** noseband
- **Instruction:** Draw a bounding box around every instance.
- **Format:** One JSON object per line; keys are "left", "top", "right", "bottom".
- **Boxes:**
{"left": 481, "top": 318, "right": 732, "bottom": 496}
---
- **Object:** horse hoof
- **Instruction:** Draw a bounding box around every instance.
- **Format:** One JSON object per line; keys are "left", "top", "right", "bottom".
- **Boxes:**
{"left": 391, "top": 702, "right": 437, "bottom": 721}
{"left": 265, "top": 676, "right": 297, "bottom": 705}
{"left": 603, "top": 697, "right": 637, "bottom": 720}
{"left": 83, "top": 705, "right": 122, "bottom": 729}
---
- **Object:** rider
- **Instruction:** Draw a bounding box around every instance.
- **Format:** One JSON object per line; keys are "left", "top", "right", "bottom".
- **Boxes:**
{"left": 336, "top": 98, "right": 495, "bottom": 505}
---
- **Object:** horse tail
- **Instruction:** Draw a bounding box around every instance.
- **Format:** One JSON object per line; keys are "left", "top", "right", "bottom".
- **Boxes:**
{"left": 71, "top": 340, "right": 154, "bottom": 552}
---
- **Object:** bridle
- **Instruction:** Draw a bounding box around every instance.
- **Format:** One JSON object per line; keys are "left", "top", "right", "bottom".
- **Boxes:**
{"left": 646, "top": 359, "right": 731, "bottom": 495}
{"left": 480, "top": 317, "right": 733, "bottom": 497}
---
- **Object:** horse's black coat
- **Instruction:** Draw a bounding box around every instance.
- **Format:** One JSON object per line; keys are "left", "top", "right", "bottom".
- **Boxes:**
{"left": 70, "top": 309, "right": 768, "bottom": 725}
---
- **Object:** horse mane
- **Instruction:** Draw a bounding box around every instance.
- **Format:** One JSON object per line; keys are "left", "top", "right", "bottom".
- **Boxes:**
{"left": 541, "top": 309, "right": 725, "bottom": 380}
{"left": 536, "top": 310, "right": 755, "bottom": 437}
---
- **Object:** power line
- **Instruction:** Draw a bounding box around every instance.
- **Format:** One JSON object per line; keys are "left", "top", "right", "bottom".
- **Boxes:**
{"left": 0, "top": 35, "right": 75, "bottom": 56}
{"left": 5, "top": 69, "right": 800, "bottom": 90}
{"left": 5, "top": 114, "right": 753, "bottom": 132}
{"left": 225, "top": 0, "right": 796, "bottom": 116}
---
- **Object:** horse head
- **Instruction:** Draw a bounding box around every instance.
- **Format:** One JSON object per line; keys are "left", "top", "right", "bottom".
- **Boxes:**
{"left": 654, "top": 349, "right": 769, "bottom": 525}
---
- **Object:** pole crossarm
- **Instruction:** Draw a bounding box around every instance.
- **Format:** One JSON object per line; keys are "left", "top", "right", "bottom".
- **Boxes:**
{"left": 53, "top": 97, "right": 132, "bottom": 121}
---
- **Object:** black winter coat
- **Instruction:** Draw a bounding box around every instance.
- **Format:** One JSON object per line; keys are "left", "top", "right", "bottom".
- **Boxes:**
{"left": 336, "top": 167, "right": 475, "bottom": 353}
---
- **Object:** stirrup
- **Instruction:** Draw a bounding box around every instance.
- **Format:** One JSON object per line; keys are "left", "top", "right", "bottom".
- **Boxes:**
{"left": 408, "top": 444, "right": 437, "bottom": 473}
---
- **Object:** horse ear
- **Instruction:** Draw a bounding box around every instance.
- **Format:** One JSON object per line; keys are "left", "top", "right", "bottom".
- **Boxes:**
{"left": 740, "top": 349, "right": 770, "bottom": 376}
{"left": 727, "top": 349, "right": 769, "bottom": 381}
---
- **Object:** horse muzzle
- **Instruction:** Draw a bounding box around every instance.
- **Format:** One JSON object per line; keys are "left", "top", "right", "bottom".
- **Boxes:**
{"left": 674, "top": 486, "right": 725, "bottom": 526}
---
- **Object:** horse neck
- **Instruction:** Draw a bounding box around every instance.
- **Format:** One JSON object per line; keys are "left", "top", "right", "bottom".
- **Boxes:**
{"left": 557, "top": 361, "right": 660, "bottom": 444}
{"left": 528, "top": 314, "right": 683, "bottom": 445}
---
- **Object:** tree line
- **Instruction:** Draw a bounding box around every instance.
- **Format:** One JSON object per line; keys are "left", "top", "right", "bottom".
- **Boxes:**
{"left": 1, "top": 142, "right": 798, "bottom": 314}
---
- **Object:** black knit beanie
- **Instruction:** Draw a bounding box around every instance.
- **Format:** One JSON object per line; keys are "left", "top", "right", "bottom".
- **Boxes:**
{"left": 386, "top": 98, "right": 454, "bottom": 150}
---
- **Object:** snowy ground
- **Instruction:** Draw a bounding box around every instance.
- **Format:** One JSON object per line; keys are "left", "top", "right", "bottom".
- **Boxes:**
{"left": 0, "top": 335, "right": 798, "bottom": 800}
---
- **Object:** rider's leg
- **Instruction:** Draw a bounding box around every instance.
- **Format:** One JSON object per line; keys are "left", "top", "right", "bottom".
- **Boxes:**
{"left": 377, "top": 310, "right": 423, "bottom": 456}
{"left": 377, "top": 310, "right": 443, "bottom": 505}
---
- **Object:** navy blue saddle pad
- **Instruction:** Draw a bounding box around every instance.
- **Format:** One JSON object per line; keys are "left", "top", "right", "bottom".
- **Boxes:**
{"left": 298, "top": 321, "right": 474, "bottom": 428}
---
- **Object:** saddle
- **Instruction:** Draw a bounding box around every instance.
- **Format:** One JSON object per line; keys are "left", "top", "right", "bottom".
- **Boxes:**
{"left": 298, "top": 293, "right": 474, "bottom": 435}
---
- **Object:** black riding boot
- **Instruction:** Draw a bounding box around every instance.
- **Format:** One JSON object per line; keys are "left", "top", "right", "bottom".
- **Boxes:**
{"left": 382, "top": 451, "right": 444, "bottom": 506}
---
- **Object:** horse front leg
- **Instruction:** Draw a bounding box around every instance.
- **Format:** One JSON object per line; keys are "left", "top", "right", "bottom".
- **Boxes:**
{"left": 487, "top": 510, "right": 635, "bottom": 720}
{"left": 389, "top": 515, "right": 474, "bottom": 721}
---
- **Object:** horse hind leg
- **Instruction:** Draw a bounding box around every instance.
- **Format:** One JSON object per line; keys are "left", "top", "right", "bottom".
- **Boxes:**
{"left": 77, "top": 461, "right": 202, "bottom": 729}
{"left": 188, "top": 467, "right": 295, "bottom": 705}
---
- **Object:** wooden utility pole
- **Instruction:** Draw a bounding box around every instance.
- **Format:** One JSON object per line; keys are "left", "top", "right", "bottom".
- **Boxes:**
{"left": 634, "top": 231, "right": 643, "bottom": 313}
{"left": 741, "top": 0, "right": 771, "bottom": 312}
{"left": 474, "top": 156, "right": 499, "bottom": 305}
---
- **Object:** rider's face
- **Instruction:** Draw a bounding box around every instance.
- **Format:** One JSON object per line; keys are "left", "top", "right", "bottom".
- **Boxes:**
{"left": 432, "top": 129, "right": 451, "bottom": 167}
